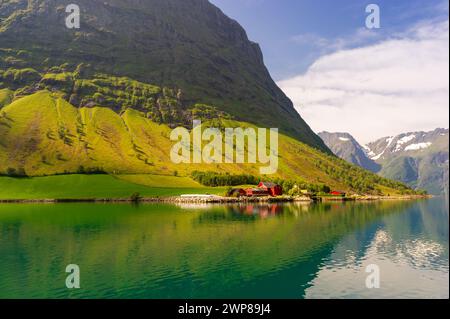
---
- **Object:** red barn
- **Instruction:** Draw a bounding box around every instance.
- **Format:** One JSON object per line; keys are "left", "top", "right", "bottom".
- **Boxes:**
{"left": 258, "top": 182, "right": 283, "bottom": 197}
{"left": 245, "top": 188, "right": 270, "bottom": 197}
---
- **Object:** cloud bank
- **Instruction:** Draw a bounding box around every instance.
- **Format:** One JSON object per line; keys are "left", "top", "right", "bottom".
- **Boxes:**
{"left": 278, "top": 20, "right": 449, "bottom": 144}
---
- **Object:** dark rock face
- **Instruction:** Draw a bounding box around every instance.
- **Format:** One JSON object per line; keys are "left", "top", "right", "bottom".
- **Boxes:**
{"left": 0, "top": 0, "right": 329, "bottom": 152}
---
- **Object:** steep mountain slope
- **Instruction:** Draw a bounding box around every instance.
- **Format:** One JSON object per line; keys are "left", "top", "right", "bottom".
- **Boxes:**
{"left": 318, "top": 132, "right": 380, "bottom": 173}
{"left": 0, "top": 91, "right": 415, "bottom": 195}
{"left": 0, "top": 0, "right": 328, "bottom": 152}
{"left": 366, "top": 129, "right": 449, "bottom": 195}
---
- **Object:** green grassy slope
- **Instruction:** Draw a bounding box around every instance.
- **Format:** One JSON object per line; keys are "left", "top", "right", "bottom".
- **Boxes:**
{"left": 0, "top": 88, "right": 13, "bottom": 108}
{"left": 0, "top": 174, "right": 224, "bottom": 200}
{"left": 0, "top": 91, "right": 415, "bottom": 196}
{"left": 0, "top": 0, "right": 329, "bottom": 151}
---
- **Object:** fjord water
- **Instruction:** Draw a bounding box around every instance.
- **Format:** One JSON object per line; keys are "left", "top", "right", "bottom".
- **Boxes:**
{"left": 0, "top": 199, "right": 448, "bottom": 299}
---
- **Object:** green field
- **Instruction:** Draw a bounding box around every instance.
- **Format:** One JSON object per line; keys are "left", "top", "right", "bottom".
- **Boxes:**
{"left": 115, "top": 174, "right": 204, "bottom": 188}
{"left": 0, "top": 174, "right": 225, "bottom": 200}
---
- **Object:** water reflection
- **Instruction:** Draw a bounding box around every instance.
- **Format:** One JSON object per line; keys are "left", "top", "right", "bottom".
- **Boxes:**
{"left": 305, "top": 198, "right": 449, "bottom": 299}
{"left": 0, "top": 198, "right": 447, "bottom": 298}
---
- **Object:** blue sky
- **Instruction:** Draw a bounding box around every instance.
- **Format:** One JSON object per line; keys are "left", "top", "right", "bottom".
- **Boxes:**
{"left": 210, "top": 0, "right": 449, "bottom": 143}
{"left": 210, "top": 0, "right": 448, "bottom": 80}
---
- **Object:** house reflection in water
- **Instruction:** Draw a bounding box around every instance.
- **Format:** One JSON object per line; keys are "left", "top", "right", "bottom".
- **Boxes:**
{"left": 188, "top": 202, "right": 314, "bottom": 225}
{"left": 222, "top": 202, "right": 314, "bottom": 219}
{"left": 235, "top": 204, "right": 284, "bottom": 218}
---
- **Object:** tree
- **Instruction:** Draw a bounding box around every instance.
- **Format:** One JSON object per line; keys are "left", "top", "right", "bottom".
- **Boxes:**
{"left": 130, "top": 192, "right": 142, "bottom": 202}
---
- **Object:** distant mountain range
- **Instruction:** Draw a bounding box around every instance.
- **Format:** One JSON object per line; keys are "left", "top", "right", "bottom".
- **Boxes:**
{"left": 319, "top": 129, "right": 449, "bottom": 195}
{"left": 318, "top": 132, "right": 380, "bottom": 173}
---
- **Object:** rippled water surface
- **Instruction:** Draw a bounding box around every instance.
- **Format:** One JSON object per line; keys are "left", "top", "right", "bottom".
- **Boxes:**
{"left": 0, "top": 198, "right": 448, "bottom": 298}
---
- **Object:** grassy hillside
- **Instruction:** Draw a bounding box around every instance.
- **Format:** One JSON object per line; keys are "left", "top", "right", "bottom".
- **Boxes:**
{"left": 380, "top": 154, "right": 448, "bottom": 195}
{"left": 0, "top": 91, "right": 417, "bottom": 196}
{"left": 0, "top": 88, "right": 13, "bottom": 108}
{"left": 0, "top": 0, "right": 329, "bottom": 151}
{"left": 0, "top": 174, "right": 224, "bottom": 200}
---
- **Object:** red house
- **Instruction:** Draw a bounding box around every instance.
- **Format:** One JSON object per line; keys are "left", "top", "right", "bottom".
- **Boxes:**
{"left": 246, "top": 188, "right": 270, "bottom": 197}
{"left": 330, "top": 191, "right": 346, "bottom": 196}
{"left": 227, "top": 188, "right": 246, "bottom": 197}
{"left": 258, "top": 182, "right": 283, "bottom": 197}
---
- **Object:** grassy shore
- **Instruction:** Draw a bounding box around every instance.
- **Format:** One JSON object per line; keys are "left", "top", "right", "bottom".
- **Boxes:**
{"left": 0, "top": 174, "right": 431, "bottom": 203}
{"left": 0, "top": 174, "right": 225, "bottom": 200}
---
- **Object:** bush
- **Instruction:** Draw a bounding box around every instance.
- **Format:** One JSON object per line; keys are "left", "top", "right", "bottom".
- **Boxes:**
{"left": 4, "top": 167, "right": 27, "bottom": 177}
{"left": 76, "top": 166, "right": 106, "bottom": 174}
{"left": 3, "top": 68, "right": 41, "bottom": 84}
{"left": 130, "top": 192, "right": 142, "bottom": 202}
{"left": 191, "top": 171, "right": 259, "bottom": 187}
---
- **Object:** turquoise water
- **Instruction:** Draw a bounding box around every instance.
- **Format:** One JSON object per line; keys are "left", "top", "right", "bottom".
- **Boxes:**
{"left": 0, "top": 198, "right": 448, "bottom": 299}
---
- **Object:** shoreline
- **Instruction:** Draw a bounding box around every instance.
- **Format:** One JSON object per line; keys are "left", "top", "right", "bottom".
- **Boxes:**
{"left": 0, "top": 194, "right": 432, "bottom": 204}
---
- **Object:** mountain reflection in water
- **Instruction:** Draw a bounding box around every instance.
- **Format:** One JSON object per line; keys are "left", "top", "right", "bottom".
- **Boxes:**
{"left": 0, "top": 198, "right": 447, "bottom": 298}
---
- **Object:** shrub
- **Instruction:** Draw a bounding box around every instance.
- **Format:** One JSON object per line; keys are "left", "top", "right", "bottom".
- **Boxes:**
{"left": 191, "top": 171, "right": 259, "bottom": 187}
{"left": 76, "top": 166, "right": 106, "bottom": 174}
{"left": 130, "top": 192, "right": 142, "bottom": 202}
{"left": 4, "top": 167, "right": 27, "bottom": 177}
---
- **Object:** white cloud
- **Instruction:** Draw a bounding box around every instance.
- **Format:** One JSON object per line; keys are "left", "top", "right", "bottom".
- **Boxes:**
{"left": 279, "top": 20, "right": 449, "bottom": 144}
{"left": 290, "top": 28, "right": 382, "bottom": 52}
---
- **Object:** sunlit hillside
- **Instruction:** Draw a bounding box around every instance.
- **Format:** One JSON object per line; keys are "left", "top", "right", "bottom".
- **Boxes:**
{"left": 0, "top": 90, "right": 415, "bottom": 195}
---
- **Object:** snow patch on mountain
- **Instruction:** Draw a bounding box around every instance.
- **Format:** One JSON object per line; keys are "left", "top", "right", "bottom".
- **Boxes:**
{"left": 372, "top": 151, "right": 385, "bottom": 161}
{"left": 395, "top": 134, "right": 416, "bottom": 152}
{"left": 386, "top": 136, "right": 394, "bottom": 147}
{"left": 405, "top": 142, "right": 432, "bottom": 151}
{"left": 339, "top": 137, "right": 350, "bottom": 142}
{"left": 367, "top": 136, "right": 395, "bottom": 160}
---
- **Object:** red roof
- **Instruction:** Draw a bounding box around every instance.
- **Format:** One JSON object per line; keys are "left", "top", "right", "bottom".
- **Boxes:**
{"left": 259, "top": 182, "right": 277, "bottom": 188}
{"left": 331, "top": 191, "right": 346, "bottom": 195}
{"left": 257, "top": 182, "right": 283, "bottom": 196}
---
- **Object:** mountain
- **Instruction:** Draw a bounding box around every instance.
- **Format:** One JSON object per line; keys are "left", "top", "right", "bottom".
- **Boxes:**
{"left": 321, "top": 129, "right": 449, "bottom": 195}
{"left": 0, "top": 0, "right": 328, "bottom": 152}
{"left": 366, "top": 129, "right": 449, "bottom": 195}
{"left": 318, "top": 132, "right": 380, "bottom": 173}
{"left": 366, "top": 129, "right": 448, "bottom": 161}
{"left": 0, "top": 0, "right": 418, "bottom": 196}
